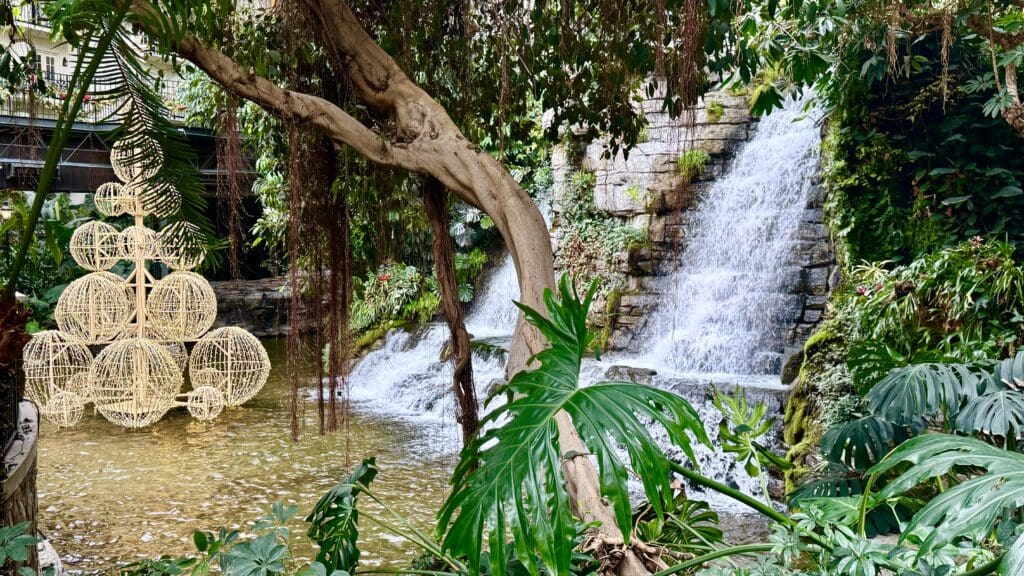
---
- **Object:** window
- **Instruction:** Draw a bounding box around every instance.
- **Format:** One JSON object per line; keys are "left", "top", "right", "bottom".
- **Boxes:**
{"left": 44, "top": 56, "right": 55, "bottom": 81}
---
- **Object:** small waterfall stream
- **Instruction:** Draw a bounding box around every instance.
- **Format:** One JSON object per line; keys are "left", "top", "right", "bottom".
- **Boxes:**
{"left": 634, "top": 97, "right": 823, "bottom": 376}
{"left": 346, "top": 96, "right": 821, "bottom": 523}
{"left": 345, "top": 253, "right": 519, "bottom": 429}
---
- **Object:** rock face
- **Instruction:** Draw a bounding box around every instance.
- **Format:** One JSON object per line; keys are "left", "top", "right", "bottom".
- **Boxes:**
{"left": 551, "top": 88, "right": 835, "bottom": 377}
{"left": 210, "top": 277, "right": 296, "bottom": 338}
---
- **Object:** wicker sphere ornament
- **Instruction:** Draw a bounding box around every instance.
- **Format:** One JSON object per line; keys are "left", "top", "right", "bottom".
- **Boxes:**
{"left": 89, "top": 337, "right": 183, "bottom": 428}
{"left": 131, "top": 182, "right": 181, "bottom": 219}
{"left": 22, "top": 330, "right": 93, "bottom": 408}
{"left": 186, "top": 386, "right": 226, "bottom": 421}
{"left": 120, "top": 225, "right": 158, "bottom": 260}
{"left": 94, "top": 182, "right": 135, "bottom": 217}
{"left": 110, "top": 135, "right": 163, "bottom": 184}
{"left": 189, "top": 327, "right": 270, "bottom": 407}
{"left": 156, "top": 221, "right": 205, "bottom": 271}
{"left": 41, "top": 391, "right": 85, "bottom": 428}
{"left": 70, "top": 221, "right": 123, "bottom": 271}
{"left": 164, "top": 341, "right": 189, "bottom": 371}
{"left": 147, "top": 271, "right": 217, "bottom": 341}
{"left": 55, "top": 273, "right": 132, "bottom": 343}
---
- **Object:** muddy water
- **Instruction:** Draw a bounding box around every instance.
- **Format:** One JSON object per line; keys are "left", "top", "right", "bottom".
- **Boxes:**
{"left": 37, "top": 338, "right": 457, "bottom": 574}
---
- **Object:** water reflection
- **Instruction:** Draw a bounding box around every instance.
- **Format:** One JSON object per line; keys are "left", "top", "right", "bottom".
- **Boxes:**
{"left": 38, "top": 338, "right": 455, "bottom": 574}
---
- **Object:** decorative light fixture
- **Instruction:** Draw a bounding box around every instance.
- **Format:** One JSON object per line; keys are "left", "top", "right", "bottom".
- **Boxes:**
{"left": 22, "top": 134, "right": 271, "bottom": 428}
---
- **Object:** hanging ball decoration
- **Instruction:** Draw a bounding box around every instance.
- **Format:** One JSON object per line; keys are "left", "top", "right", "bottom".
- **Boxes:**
{"left": 191, "top": 367, "right": 225, "bottom": 389}
{"left": 64, "top": 372, "right": 92, "bottom": 402}
{"left": 55, "top": 273, "right": 132, "bottom": 343}
{"left": 186, "top": 386, "right": 225, "bottom": 421}
{"left": 132, "top": 182, "right": 181, "bottom": 219}
{"left": 189, "top": 327, "right": 270, "bottom": 407}
{"left": 110, "top": 135, "right": 163, "bottom": 184}
{"left": 120, "top": 225, "right": 158, "bottom": 260}
{"left": 22, "top": 330, "right": 93, "bottom": 408}
{"left": 94, "top": 182, "right": 135, "bottom": 217}
{"left": 156, "top": 221, "right": 205, "bottom": 271}
{"left": 70, "top": 221, "right": 123, "bottom": 271}
{"left": 41, "top": 391, "right": 85, "bottom": 428}
{"left": 89, "top": 337, "right": 183, "bottom": 428}
{"left": 147, "top": 272, "right": 217, "bottom": 341}
{"left": 164, "top": 341, "right": 189, "bottom": 372}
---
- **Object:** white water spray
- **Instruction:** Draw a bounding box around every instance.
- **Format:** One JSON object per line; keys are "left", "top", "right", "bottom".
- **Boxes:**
{"left": 634, "top": 97, "right": 822, "bottom": 375}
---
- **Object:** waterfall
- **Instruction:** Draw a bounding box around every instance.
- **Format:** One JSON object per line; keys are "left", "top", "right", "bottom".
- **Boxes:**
{"left": 345, "top": 252, "right": 519, "bottom": 424}
{"left": 632, "top": 96, "right": 822, "bottom": 376}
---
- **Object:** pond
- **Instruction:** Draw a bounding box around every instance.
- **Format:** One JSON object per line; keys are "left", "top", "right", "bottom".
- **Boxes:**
{"left": 37, "top": 338, "right": 459, "bottom": 574}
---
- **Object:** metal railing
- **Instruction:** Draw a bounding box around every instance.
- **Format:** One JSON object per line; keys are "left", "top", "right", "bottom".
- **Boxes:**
{"left": 1, "top": 72, "right": 186, "bottom": 123}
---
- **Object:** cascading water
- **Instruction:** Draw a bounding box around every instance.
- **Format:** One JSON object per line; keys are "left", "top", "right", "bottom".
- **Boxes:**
{"left": 344, "top": 252, "right": 520, "bottom": 431}
{"left": 591, "top": 95, "right": 822, "bottom": 516}
{"left": 634, "top": 96, "right": 822, "bottom": 376}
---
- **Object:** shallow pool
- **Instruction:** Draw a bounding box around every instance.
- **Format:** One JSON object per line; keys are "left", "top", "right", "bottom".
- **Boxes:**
{"left": 37, "top": 338, "right": 460, "bottom": 574}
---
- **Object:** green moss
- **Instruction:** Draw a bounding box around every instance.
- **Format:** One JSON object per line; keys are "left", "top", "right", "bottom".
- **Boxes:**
{"left": 706, "top": 101, "right": 725, "bottom": 123}
{"left": 623, "top": 183, "right": 644, "bottom": 203}
{"left": 677, "top": 149, "right": 710, "bottom": 181}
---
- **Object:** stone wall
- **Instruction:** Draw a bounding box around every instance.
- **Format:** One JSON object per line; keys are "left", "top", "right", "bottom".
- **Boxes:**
{"left": 551, "top": 88, "right": 837, "bottom": 375}
{"left": 551, "top": 89, "right": 756, "bottom": 349}
{"left": 210, "top": 277, "right": 295, "bottom": 338}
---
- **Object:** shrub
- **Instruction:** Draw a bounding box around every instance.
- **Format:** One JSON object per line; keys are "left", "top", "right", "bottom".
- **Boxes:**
{"left": 677, "top": 149, "right": 710, "bottom": 180}
{"left": 706, "top": 100, "right": 725, "bottom": 123}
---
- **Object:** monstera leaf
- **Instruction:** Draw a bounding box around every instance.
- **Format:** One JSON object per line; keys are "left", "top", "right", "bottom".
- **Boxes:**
{"left": 989, "top": 351, "right": 1024, "bottom": 390}
{"left": 865, "top": 363, "right": 980, "bottom": 425}
{"left": 790, "top": 468, "right": 902, "bottom": 536}
{"left": 438, "top": 277, "right": 709, "bottom": 576}
{"left": 847, "top": 340, "right": 909, "bottom": 392}
{"left": 868, "top": 434, "right": 1024, "bottom": 574}
{"left": 955, "top": 390, "right": 1024, "bottom": 439}
{"left": 305, "top": 458, "right": 378, "bottom": 573}
{"left": 820, "top": 416, "right": 897, "bottom": 471}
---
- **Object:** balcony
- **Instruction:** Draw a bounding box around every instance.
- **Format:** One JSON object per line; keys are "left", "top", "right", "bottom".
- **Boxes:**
{"left": 0, "top": 71, "right": 186, "bottom": 124}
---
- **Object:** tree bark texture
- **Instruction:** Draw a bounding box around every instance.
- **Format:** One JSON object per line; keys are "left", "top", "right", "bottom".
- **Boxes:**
{"left": 422, "top": 178, "right": 479, "bottom": 447}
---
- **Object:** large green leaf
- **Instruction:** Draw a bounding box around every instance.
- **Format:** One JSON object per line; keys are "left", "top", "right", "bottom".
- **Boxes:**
{"left": 820, "top": 416, "right": 896, "bottom": 471}
{"left": 868, "top": 434, "right": 1024, "bottom": 571}
{"left": 865, "top": 363, "right": 979, "bottom": 425}
{"left": 954, "top": 390, "right": 1024, "bottom": 439}
{"left": 990, "top": 351, "right": 1024, "bottom": 390}
{"left": 437, "top": 276, "right": 709, "bottom": 576}
{"left": 305, "top": 458, "right": 378, "bottom": 573}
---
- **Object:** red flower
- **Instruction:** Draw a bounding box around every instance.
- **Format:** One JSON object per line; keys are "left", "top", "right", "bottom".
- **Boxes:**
{"left": 378, "top": 273, "right": 391, "bottom": 282}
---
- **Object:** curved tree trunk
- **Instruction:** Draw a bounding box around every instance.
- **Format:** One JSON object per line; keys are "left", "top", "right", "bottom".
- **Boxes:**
{"left": 151, "top": 1, "right": 652, "bottom": 571}
{"left": 423, "top": 178, "right": 479, "bottom": 447}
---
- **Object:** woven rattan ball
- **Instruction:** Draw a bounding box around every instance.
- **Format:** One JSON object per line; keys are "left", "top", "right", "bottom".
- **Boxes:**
{"left": 94, "top": 182, "right": 135, "bottom": 217}
{"left": 55, "top": 273, "right": 132, "bottom": 343}
{"left": 110, "top": 136, "right": 163, "bottom": 184}
{"left": 22, "top": 330, "right": 93, "bottom": 408}
{"left": 186, "top": 385, "right": 225, "bottom": 421}
{"left": 189, "top": 327, "right": 270, "bottom": 407}
{"left": 164, "top": 341, "right": 189, "bottom": 371}
{"left": 191, "top": 367, "right": 225, "bottom": 389}
{"left": 89, "top": 337, "right": 183, "bottom": 428}
{"left": 64, "top": 372, "right": 92, "bottom": 401}
{"left": 147, "top": 272, "right": 217, "bottom": 341}
{"left": 130, "top": 182, "right": 181, "bottom": 219}
{"left": 156, "top": 222, "right": 205, "bottom": 271}
{"left": 120, "top": 225, "right": 158, "bottom": 260}
{"left": 70, "top": 221, "right": 123, "bottom": 271}
{"left": 42, "top": 391, "right": 85, "bottom": 428}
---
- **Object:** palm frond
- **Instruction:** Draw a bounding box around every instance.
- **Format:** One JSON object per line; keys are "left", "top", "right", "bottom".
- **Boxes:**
{"left": 437, "top": 276, "right": 709, "bottom": 576}
{"left": 46, "top": 0, "right": 218, "bottom": 268}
